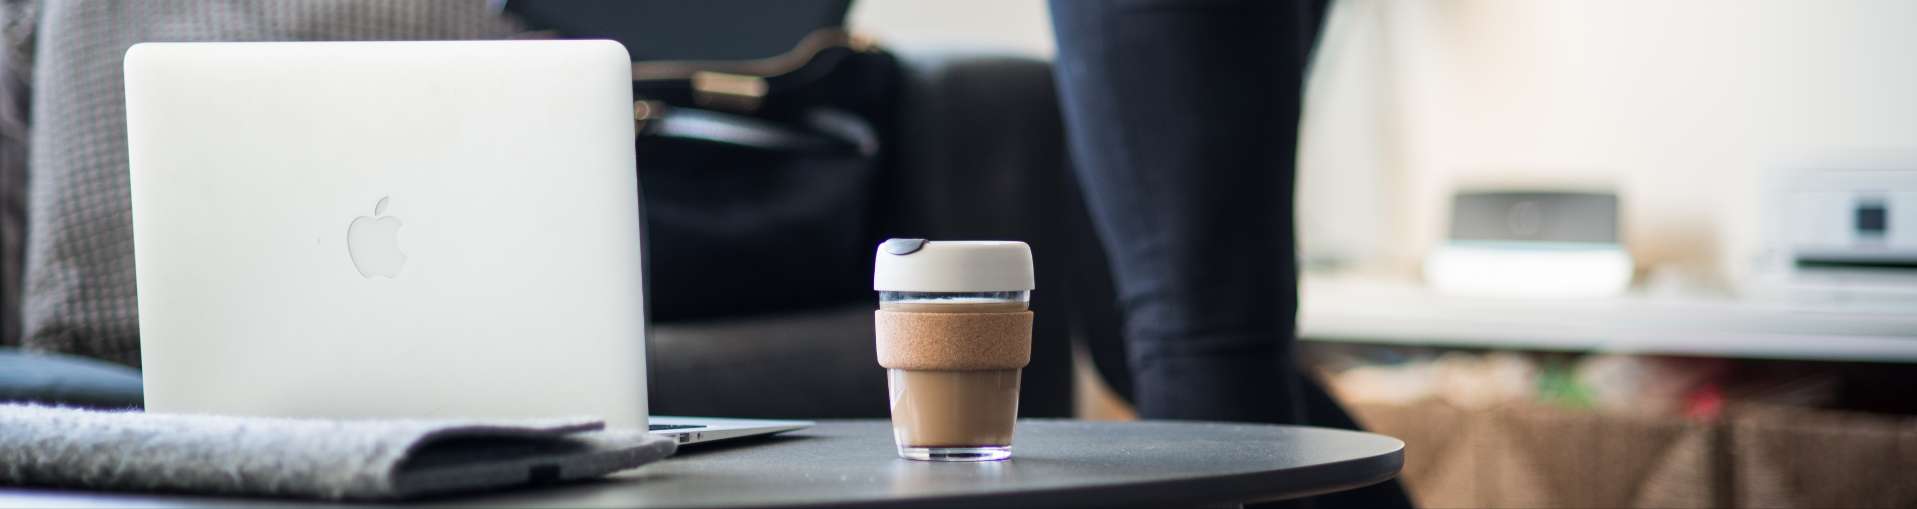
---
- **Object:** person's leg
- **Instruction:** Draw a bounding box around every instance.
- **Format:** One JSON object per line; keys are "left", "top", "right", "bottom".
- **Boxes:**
{"left": 1050, "top": 1, "right": 1410, "bottom": 506}
{"left": 1050, "top": 0, "right": 1319, "bottom": 424}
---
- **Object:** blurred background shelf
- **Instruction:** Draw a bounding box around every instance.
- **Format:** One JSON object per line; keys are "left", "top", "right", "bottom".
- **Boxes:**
{"left": 1299, "top": 276, "right": 1917, "bottom": 363}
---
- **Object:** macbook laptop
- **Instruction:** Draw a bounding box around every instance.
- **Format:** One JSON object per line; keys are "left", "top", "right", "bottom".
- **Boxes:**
{"left": 124, "top": 40, "right": 807, "bottom": 444}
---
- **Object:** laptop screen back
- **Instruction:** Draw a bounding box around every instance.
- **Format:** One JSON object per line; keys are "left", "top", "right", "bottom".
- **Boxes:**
{"left": 126, "top": 41, "right": 650, "bottom": 428}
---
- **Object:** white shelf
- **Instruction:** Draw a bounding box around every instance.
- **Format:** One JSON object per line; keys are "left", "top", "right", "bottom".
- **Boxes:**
{"left": 1297, "top": 277, "right": 1917, "bottom": 362}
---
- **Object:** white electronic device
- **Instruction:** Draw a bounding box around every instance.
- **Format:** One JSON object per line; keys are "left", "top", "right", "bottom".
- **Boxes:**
{"left": 1752, "top": 166, "right": 1917, "bottom": 303}
{"left": 125, "top": 40, "right": 806, "bottom": 443}
{"left": 1424, "top": 191, "right": 1633, "bottom": 298}
{"left": 1780, "top": 169, "right": 1917, "bottom": 267}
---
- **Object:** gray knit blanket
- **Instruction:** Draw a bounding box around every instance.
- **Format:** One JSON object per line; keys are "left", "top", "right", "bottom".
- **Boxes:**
{"left": 0, "top": 404, "right": 676, "bottom": 500}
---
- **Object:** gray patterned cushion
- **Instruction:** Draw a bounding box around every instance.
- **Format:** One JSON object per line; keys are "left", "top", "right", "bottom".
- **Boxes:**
{"left": 23, "top": 0, "right": 525, "bottom": 366}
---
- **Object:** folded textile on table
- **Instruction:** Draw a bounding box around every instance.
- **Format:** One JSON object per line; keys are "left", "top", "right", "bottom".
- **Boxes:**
{"left": 0, "top": 404, "right": 676, "bottom": 500}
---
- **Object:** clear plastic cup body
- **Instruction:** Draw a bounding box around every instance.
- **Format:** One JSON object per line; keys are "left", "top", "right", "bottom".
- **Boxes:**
{"left": 880, "top": 290, "right": 1028, "bottom": 461}
{"left": 879, "top": 290, "right": 1029, "bottom": 312}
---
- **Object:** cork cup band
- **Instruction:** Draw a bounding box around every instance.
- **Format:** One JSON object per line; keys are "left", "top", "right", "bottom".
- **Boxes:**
{"left": 875, "top": 310, "right": 1033, "bottom": 370}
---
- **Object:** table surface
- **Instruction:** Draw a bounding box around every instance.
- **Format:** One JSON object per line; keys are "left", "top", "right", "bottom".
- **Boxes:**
{"left": 0, "top": 420, "right": 1404, "bottom": 508}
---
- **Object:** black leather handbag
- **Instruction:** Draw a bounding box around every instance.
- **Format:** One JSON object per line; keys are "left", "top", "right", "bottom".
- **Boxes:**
{"left": 630, "top": 30, "right": 896, "bottom": 322}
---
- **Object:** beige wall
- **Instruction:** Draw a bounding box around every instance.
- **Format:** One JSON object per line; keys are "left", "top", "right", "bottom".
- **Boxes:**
{"left": 1298, "top": 0, "right": 1917, "bottom": 293}
{"left": 850, "top": 0, "right": 1917, "bottom": 294}
{"left": 846, "top": 0, "right": 1054, "bottom": 59}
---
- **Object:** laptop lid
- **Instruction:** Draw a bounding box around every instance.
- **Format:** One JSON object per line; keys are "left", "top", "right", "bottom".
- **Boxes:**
{"left": 126, "top": 40, "right": 650, "bottom": 428}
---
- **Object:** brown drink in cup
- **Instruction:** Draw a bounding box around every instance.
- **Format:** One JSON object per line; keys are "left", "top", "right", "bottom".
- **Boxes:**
{"left": 873, "top": 239, "right": 1034, "bottom": 461}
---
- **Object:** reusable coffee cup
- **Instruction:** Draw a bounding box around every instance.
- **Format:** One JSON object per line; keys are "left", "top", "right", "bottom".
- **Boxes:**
{"left": 873, "top": 238, "right": 1034, "bottom": 461}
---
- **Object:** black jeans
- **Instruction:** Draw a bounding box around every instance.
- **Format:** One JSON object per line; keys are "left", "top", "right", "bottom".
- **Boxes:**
{"left": 1050, "top": 1, "right": 1410, "bottom": 506}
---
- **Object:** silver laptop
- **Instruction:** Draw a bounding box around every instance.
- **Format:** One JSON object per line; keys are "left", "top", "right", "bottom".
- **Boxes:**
{"left": 124, "top": 40, "right": 807, "bottom": 444}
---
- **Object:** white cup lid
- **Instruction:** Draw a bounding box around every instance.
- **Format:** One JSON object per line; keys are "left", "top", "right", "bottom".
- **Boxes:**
{"left": 872, "top": 239, "right": 1034, "bottom": 292}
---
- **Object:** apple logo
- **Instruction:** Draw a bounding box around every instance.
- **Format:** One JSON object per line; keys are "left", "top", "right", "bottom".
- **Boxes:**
{"left": 346, "top": 196, "right": 407, "bottom": 278}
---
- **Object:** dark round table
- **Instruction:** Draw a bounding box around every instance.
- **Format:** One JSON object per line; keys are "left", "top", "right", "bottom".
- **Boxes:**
{"left": 0, "top": 419, "right": 1404, "bottom": 508}
{"left": 462, "top": 419, "right": 1403, "bottom": 508}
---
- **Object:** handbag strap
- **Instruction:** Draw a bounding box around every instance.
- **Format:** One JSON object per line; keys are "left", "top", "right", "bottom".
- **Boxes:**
{"left": 636, "top": 101, "right": 876, "bottom": 157}
{"left": 629, "top": 27, "right": 881, "bottom": 156}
